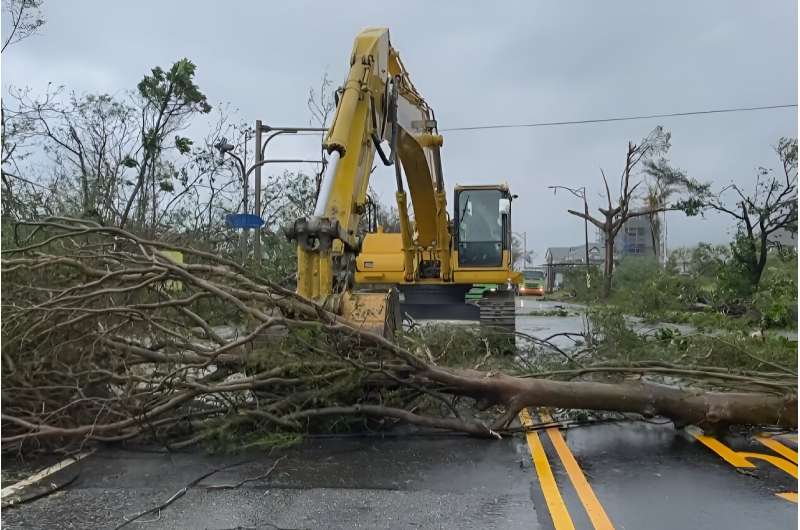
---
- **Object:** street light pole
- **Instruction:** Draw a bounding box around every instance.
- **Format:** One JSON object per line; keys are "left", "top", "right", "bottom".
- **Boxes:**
{"left": 523, "top": 231, "right": 528, "bottom": 269}
{"left": 548, "top": 184, "right": 590, "bottom": 288}
{"left": 254, "top": 120, "right": 263, "bottom": 263}
{"left": 215, "top": 127, "right": 325, "bottom": 264}
{"left": 253, "top": 124, "right": 328, "bottom": 265}
{"left": 582, "top": 188, "right": 590, "bottom": 287}
{"left": 511, "top": 231, "right": 528, "bottom": 270}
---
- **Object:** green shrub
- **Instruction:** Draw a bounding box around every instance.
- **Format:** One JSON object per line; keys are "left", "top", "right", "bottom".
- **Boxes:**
{"left": 588, "top": 306, "right": 642, "bottom": 355}
{"left": 561, "top": 266, "right": 603, "bottom": 301}
{"left": 754, "top": 254, "right": 798, "bottom": 329}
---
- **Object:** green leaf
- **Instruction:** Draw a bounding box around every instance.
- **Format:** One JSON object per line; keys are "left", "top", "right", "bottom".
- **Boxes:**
{"left": 175, "top": 136, "right": 193, "bottom": 154}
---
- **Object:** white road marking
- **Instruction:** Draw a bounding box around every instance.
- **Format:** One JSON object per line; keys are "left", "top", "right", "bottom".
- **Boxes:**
{"left": 1, "top": 450, "right": 94, "bottom": 500}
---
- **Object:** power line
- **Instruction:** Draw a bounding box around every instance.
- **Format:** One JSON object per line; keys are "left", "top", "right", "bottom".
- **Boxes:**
{"left": 440, "top": 103, "right": 797, "bottom": 132}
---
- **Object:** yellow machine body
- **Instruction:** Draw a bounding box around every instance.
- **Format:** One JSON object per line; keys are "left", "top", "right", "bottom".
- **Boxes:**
{"left": 289, "top": 27, "right": 520, "bottom": 335}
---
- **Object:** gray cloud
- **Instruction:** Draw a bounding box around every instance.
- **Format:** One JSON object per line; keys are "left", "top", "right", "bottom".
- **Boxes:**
{"left": 3, "top": 0, "right": 796, "bottom": 259}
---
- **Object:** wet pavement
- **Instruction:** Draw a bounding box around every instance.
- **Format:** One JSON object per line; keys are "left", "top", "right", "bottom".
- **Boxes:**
{"left": 529, "top": 420, "right": 797, "bottom": 529}
{"left": 3, "top": 425, "right": 796, "bottom": 529}
{"left": 2, "top": 436, "right": 537, "bottom": 530}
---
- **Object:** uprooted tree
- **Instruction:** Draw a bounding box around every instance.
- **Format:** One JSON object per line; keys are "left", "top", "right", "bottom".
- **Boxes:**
{"left": 2, "top": 218, "right": 795, "bottom": 454}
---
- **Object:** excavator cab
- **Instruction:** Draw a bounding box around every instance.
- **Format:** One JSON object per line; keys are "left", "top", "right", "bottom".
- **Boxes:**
{"left": 452, "top": 184, "right": 519, "bottom": 334}
{"left": 454, "top": 186, "right": 513, "bottom": 268}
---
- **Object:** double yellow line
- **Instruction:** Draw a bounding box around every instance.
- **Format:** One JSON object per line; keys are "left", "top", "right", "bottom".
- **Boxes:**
{"left": 519, "top": 408, "right": 615, "bottom": 530}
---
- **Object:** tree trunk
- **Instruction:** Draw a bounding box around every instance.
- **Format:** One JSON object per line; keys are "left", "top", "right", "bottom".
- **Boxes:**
{"left": 419, "top": 365, "right": 797, "bottom": 432}
{"left": 752, "top": 232, "right": 770, "bottom": 288}
{"left": 602, "top": 234, "right": 614, "bottom": 298}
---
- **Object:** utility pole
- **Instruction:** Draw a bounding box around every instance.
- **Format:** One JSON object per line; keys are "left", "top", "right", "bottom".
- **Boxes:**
{"left": 583, "top": 191, "right": 590, "bottom": 288}
{"left": 523, "top": 231, "right": 528, "bottom": 269}
{"left": 254, "top": 120, "right": 263, "bottom": 263}
{"left": 240, "top": 129, "right": 250, "bottom": 261}
{"left": 512, "top": 231, "right": 528, "bottom": 270}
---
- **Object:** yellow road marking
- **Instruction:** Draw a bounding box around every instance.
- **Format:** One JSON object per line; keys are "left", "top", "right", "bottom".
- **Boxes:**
{"left": 540, "top": 412, "right": 615, "bottom": 530}
{"left": 690, "top": 432, "right": 755, "bottom": 468}
{"left": 519, "top": 408, "right": 575, "bottom": 530}
{"left": 776, "top": 492, "right": 798, "bottom": 503}
{"left": 689, "top": 428, "right": 798, "bottom": 502}
{"left": 756, "top": 436, "right": 798, "bottom": 464}
{"left": 738, "top": 451, "right": 798, "bottom": 479}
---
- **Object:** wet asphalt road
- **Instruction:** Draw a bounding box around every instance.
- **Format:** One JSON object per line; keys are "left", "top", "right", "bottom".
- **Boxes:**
{"left": 3, "top": 436, "right": 537, "bottom": 530}
{"left": 3, "top": 298, "right": 797, "bottom": 529}
{"left": 3, "top": 426, "right": 796, "bottom": 529}
{"left": 543, "top": 422, "right": 797, "bottom": 529}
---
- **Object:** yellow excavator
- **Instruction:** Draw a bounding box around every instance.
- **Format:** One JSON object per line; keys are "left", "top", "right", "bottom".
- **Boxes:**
{"left": 286, "top": 27, "right": 521, "bottom": 336}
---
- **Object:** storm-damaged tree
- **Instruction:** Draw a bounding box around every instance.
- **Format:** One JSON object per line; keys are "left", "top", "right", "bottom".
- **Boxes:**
{"left": 4, "top": 59, "right": 212, "bottom": 234}
{"left": 642, "top": 159, "right": 686, "bottom": 261}
{"left": 563, "top": 127, "right": 707, "bottom": 298}
{"left": 1, "top": 0, "right": 45, "bottom": 52}
{"left": 2, "top": 218, "right": 796, "bottom": 454}
{"left": 119, "top": 58, "right": 212, "bottom": 231}
{"left": 700, "top": 137, "right": 797, "bottom": 290}
{"left": 1, "top": 0, "right": 47, "bottom": 219}
{"left": 4, "top": 89, "right": 139, "bottom": 222}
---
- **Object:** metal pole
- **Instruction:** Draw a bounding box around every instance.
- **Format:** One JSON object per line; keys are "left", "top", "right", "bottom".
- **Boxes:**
{"left": 254, "top": 120, "right": 263, "bottom": 265}
{"left": 523, "top": 232, "right": 527, "bottom": 269}
{"left": 583, "top": 189, "right": 590, "bottom": 288}
{"left": 240, "top": 137, "right": 248, "bottom": 262}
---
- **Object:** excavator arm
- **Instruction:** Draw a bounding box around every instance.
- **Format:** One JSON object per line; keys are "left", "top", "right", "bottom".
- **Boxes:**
{"left": 287, "top": 28, "right": 449, "bottom": 312}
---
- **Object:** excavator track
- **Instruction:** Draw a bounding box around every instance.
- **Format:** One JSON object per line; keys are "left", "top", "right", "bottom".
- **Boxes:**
{"left": 477, "top": 290, "right": 516, "bottom": 332}
{"left": 474, "top": 290, "right": 516, "bottom": 354}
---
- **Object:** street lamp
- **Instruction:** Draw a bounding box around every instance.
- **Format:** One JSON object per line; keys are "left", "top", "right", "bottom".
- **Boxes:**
{"left": 215, "top": 123, "right": 326, "bottom": 262}
{"left": 254, "top": 121, "right": 327, "bottom": 263}
{"left": 548, "top": 185, "right": 591, "bottom": 288}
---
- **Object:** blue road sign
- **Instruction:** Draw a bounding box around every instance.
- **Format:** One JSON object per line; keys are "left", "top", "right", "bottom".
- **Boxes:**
{"left": 225, "top": 214, "right": 265, "bottom": 229}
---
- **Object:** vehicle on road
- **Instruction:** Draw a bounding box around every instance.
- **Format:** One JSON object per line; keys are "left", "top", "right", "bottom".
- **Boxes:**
{"left": 519, "top": 269, "right": 545, "bottom": 296}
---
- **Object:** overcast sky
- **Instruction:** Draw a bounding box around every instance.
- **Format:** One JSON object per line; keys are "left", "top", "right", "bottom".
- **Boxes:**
{"left": 3, "top": 1, "right": 797, "bottom": 260}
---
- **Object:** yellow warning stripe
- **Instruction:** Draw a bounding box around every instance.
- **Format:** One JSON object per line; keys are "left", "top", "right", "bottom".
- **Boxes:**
{"left": 540, "top": 412, "right": 615, "bottom": 530}
{"left": 519, "top": 408, "right": 575, "bottom": 530}
{"left": 756, "top": 436, "right": 798, "bottom": 464}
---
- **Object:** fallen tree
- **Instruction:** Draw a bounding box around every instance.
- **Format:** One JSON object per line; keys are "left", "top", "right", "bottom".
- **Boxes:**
{"left": 1, "top": 218, "right": 796, "bottom": 453}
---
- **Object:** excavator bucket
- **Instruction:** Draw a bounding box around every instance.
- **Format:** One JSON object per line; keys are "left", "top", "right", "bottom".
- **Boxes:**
{"left": 340, "top": 289, "right": 401, "bottom": 338}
